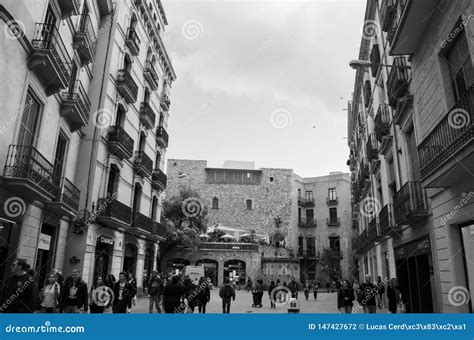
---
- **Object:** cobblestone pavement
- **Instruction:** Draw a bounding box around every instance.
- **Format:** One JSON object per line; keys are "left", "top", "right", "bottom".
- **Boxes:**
{"left": 130, "top": 289, "right": 389, "bottom": 314}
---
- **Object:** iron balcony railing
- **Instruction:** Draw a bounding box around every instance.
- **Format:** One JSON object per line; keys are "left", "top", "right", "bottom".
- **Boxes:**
{"left": 31, "top": 23, "right": 72, "bottom": 85}
{"left": 160, "top": 91, "right": 170, "bottom": 109}
{"left": 370, "top": 44, "right": 381, "bottom": 77}
{"left": 61, "top": 80, "right": 91, "bottom": 123}
{"left": 152, "top": 168, "right": 167, "bottom": 191}
{"left": 107, "top": 125, "right": 134, "bottom": 159}
{"left": 144, "top": 60, "right": 159, "bottom": 89}
{"left": 393, "top": 181, "right": 428, "bottom": 225}
{"left": 375, "top": 103, "right": 391, "bottom": 141}
{"left": 378, "top": 203, "right": 395, "bottom": 236}
{"left": 380, "top": 0, "right": 396, "bottom": 32}
{"left": 298, "top": 218, "right": 317, "bottom": 227}
{"left": 387, "top": 0, "right": 408, "bottom": 45}
{"left": 304, "top": 198, "right": 315, "bottom": 207}
{"left": 97, "top": 198, "right": 132, "bottom": 226}
{"left": 326, "top": 197, "right": 338, "bottom": 205}
{"left": 139, "top": 101, "right": 156, "bottom": 130}
{"left": 116, "top": 69, "right": 138, "bottom": 103}
{"left": 387, "top": 57, "right": 409, "bottom": 108}
{"left": 132, "top": 212, "right": 154, "bottom": 233}
{"left": 3, "top": 145, "right": 59, "bottom": 198}
{"left": 297, "top": 196, "right": 306, "bottom": 206}
{"left": 156, "top": 126, "right": 169, "bottom": 148}
{"left": 366, "top": 133, "right": 379, "bottom": 162}
{"left": 76, "top": 14, "right": 95, "bottom": 41}
{"left": 134, "top": 151, "right": 153, "bottom": 177}
{"left": 418, "top": 86, "right": 474, "bottom": 180}
{"left": 327, "top": 217, "right": 340, "bottom": 226}
{"left": 55, "top": 177, "right": 80, "bottom": 212}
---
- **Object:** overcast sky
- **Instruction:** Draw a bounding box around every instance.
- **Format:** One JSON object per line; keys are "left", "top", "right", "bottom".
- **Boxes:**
{"left": 162, "top": 0, "right": 366, "bottom": 177}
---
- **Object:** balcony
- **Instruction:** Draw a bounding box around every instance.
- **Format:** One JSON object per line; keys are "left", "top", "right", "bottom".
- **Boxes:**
{"left": 361, "top": 158, "right": 370, "bottom": 180}
{"left": 304, "top": 198, "right": 315, "bottom": 207}
{"left": 368, "top": 217, "right": 381, "bottom": 243}
{"left": 156, "top": 126, "right": 169, "bottom": 149}
{"left": 144, "top": 61, "right": 159, "bottom": 90}
{"left": 28, "top": 23, "right": 72, "bottom": 96}
{"left": 393, "top": 181, "right": 429, "bottom": 226}
{"left": 60, "top": 80, "right": 91, "bottom": 131}
{"left": 125, "top": 27, "right": 140, "bottom": 56}
{"left": 198, "top": 242, "right": 259, "bottom": 252}
{"left": 387, "top": 0, "right": 407, "bottom": 46}
{"left": 152, "top": 168, "right": 167, "bottom": 191}
{"left": 298, "top": 218, "right": 317, "bottom": 228}
{"left": 132, "top": 212, "right": 154, "bottom": 234}
{"left": 380, "top": 0, "right": 396, "bottom": 32}
{"left": 379, "top": 203, "right": 396, "bottom": 236}
{"left": 47, "top": 177, "right": 80, "bottom": 218}
{"left": 370, "top": 44, "right": 381, "bottom": 77}
{"left": 387, "top": 56, "right": 410, "bottom": 108}
{"left": 96, "top": 198, "right": 132, "bottom": 231}
{"left": 327, "top": 217, "right": 340, "bottom": 227}
{"left": 107, "top": 125, "right": 134, "bottom": 160}
{"left": 418, "top": 86, "right": 474, "bottom": 187}
{"left": 57, "top": 0, "right": 80, "bottom": 18}
{"left": 374, "top": 103, "right": 391, "bottom": 141}
{"left": 73, "top": 15, "right": 96, "bottom": 66}
{"left": 326, "top": 197, "right": 338, "bottom": 205}
{"left": 390, "top": 0, "right": 441, "bottom": 55}
{"left": 160, "top": 91, "right": 170, "bottom": 110}
{"left": 139, "top": 102, "right": 156, "bottom": 130}
{"left": 133, "top": 151, "right": 153, "bottom": 178}
{"left": 366, "top": 133, "right": 379, "bottom": 162}
{"left": 116, "top": 69, "right": 138, "bottom": 103}
{"left": 297, "top": 196, "right": 306, "bottom": 206}
{"left": 2, "top": 145, "right": 59, "bottom": 202}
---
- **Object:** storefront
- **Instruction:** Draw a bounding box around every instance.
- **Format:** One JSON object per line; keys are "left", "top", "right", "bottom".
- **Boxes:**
{"left": 34, "top": 224, "right": 57, "bottom": 290}
{"left": 94, "top": 235, "right": 114, "bottom": 282}
{"left": 0, "top": 218, "right": 18, "bottom": 301}
{"left": 395, "top": 235, "right": 435, "bottom": 313}
{"left": 123, "top": 243, "right": 138, "bottom": 277}
{"left": 459, "top": 223, "right": 473, "bottom": 312}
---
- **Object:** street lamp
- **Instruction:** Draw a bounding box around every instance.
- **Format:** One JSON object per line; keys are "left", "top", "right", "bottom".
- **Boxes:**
{"left": 349, "top": 59, "right": 411, "bottom": 70}
{"left": 168, "top": 173, "right": 187, "bottom": 180}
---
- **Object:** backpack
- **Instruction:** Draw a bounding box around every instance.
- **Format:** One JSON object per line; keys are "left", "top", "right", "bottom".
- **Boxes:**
{"left": 223, "top": 285, "right": 233, "bottom": 298}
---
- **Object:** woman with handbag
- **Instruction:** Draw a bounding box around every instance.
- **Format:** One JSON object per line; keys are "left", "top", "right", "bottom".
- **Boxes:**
{"left": 40, "top": 273, "right": 60, "bottom": 313}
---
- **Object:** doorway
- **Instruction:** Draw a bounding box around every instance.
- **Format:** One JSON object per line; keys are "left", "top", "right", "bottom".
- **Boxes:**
{"left": 35, "top": 224, "right": 57, "bottom": 290}
{"left": 196, "top": 259, "right": 218, "bottom": 286}
{"left": 223, "top": 260, "right": 246, "bottom": 284}
{"left": 94, "top": 236, "right": 114, "bottom": 282}
{"left": 123, "top": 243, "right": 137, "bottom": 277}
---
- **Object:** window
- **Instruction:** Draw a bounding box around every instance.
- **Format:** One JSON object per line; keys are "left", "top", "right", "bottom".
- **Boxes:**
{"left": 298, "top": 236, "right": 304, "bottom": 255}
{"left": 212, "top": 197, "right": 219, "bottom": 209}
{"left": 307, "top": 236, "right": 315, "bottom": 256}
{"left": 151, "top": 196, "right": 158, "bottom": 221}
{"left": 329, "top": 236, "right": 340, "bottom": 253}
{"left": 132, "top": 183, "right": 142, "bottom": 215}
{"left": 53, "top": 132, "right": 68, "bottom": 179}
{"left": 306, "top": 209, "right": 314, "bottom": 224}
{"left": 305, "top": 191, "right": 313, "bottom": 202}
{"left": 269, "top": 176, "right": 274, "bottom": 182}
{"left": 328, "top": 188, "right": 336, "bottom": 200}
{"left": 106, "top": 164, "right": 120, "bottom": 196}
{"left": 329, "top": 207, "right": 338, "bottom": 222}
{"left": 18, "top": 90, "right": 41, "bottom": 147}
{"left": 246, "top": 199, "right": 253, "bottom": 210}
{"left": 297, "top": 189, "right": 301, "bottom": 198}
{"left": 445, "top": 31, "right": 471, "bottom": 103}
{"left": 155, "top": 152, "right": 161, "bottom": 170}
{"left": 298, "top": 208, "right": 302, "bottom": 223}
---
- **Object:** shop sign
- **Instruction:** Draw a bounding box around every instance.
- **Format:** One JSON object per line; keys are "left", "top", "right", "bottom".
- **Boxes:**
{"left": 395, "top": 236, "right": 431, "bottom": 260}
{"left": 98, "top": 235, "right": 114, "bottom": 246}
{"left": 38, "top": 233, "right": 51, "bottom": 251}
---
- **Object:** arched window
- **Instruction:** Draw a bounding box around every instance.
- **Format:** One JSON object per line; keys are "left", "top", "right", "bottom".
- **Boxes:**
{"left": 107, "top": 164, "right": 120, "bottom": 196}
{"left": 151, "top": 196, "right": 158, "bottom": 221}
{"left": 138, "top": 132, "right": 146, "bottom": 153}
{"left": 123, "top": 53, "right": 132, "bottom": 72}
{"left": 155, "top": 151, "right": 161, "bottom": 169}
{"left": 246, "top": 199, "right": 253, "bottom": 210}
{"left": 132, "top": 183, "right": 142, "bottom": 215}
{"left": 212, "top": 197, "right": 219, "bottom": 209}
{"left": 158, "top": 113, "right": 164, "bottom": 128}
{"left": 144, "top": 87, "right": 150, "bottom": 103}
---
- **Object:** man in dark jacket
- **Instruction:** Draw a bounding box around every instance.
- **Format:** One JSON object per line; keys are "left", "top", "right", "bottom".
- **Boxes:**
{"left": 359, "top": 275, "right": 377, "bottom": 313}
{"left": 113, "top": 272, "right": 136, "bottom": 313}
{"left": 60, "top": 269, "right": 88, "bottom": 313}
{"left": 219, "top": 278, "right": 236, "bottom": 313}
{"left": 162, "top": 275, "right": 185, "bottom": 313}
{"left": 288, "top": 277, "right": 299, "bottom": 298}
{"left": 0, "top": 259, "right": 36, "bottom": 313}
{"left": 148, "top": 271, "right": 163, "bottom": 313}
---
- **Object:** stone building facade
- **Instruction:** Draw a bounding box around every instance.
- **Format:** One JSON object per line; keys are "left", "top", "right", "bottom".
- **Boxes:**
{"left": 165, "top": 159, "right": 352, "bottom": 286}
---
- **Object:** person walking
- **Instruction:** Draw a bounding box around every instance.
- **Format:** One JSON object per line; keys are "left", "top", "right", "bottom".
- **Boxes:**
{"left": 387, "top": 278, "right": 400, "bottom": 314}
{"left": 112, "top": 272, "right": 136, "bottom": 313}
{"left": 148, "top": 271, "right": 163, "bottom": 313}
{"left": 60, "top": 269, "right": 88, "bottom": 313}
{"left": 326, "top": 281, "right": 330, "bottom": 293}
{"left": 40, "top": 273, "right": 61, "bottom": 313}
{"left": 288, "top": 277, "right": 299, "bottom": 299}
{"left": 246, "top": 277, "right": 253, "bottom": 292}
{"left": 127, "top": 273, "right": 137, "bottom": 312}
{"left": 313, "top": 281, "right": 319, "bottom": 300}
{"left": 89, "top": 276, "right": 109, "bottom": 314}
{"left": 254, "top": 279, "right": 264, "bottom": 308}
{"left": 219, "top": 279, "right": 236, "bottom": 313}
{"left": 376, "top": 276, "right": 386, "bottom": 309}
{"left": 1, "top": 259, "right": 36, "bottom": 313}
{"left": 337, "top": 280, "right": 355, "bottom": 313}
{"left": 162, "top": 276, "right": 185, "bottom": 313}
{"left": 268, "top": 281, "right": 276, "bottom": 308}
{"left": 303, "top": 281, "right": 310, "bottom": 301}
{"left": 358, "top": 275, "right": 377, "bottom": 313}
{"left": 197, "top": 277, "right": 211, "bottom": 313}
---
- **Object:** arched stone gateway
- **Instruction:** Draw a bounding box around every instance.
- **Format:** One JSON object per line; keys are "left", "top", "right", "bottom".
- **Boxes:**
{"left": 195, "top": 259, "right": 218, "bottom": 286}
{"left": 223, "top": 259, "right": 246, "bottom": 285}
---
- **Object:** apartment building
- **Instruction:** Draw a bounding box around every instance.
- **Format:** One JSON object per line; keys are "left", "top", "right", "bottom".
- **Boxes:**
{"left": 349, "top": 0, "right": 473, "bottom": 313}
{"left": 165, "top": 159, "right": 352, "bottom": 286}
{"left": 0, "top": 0, "right": 110, "bottom": 297}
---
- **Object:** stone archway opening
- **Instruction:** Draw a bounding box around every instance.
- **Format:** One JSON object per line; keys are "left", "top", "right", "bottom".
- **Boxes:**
{"left": 196, "top": 259, "right": 218, "bottom": 286}
{"left": 223, "top": 259, "right": 246, "bottom": 285}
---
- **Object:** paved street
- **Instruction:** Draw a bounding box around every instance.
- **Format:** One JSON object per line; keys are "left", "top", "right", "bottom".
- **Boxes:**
{"left": 130, "top": 289, "right": 388, "bottom": 314}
